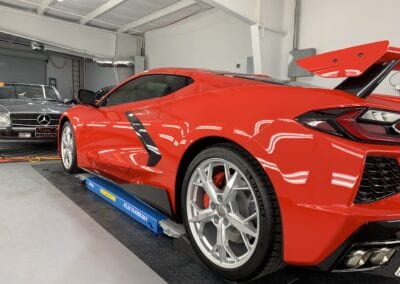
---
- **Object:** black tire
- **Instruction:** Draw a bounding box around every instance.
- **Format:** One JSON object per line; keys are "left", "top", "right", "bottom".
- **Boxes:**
{"left": 181, "top": 143, "right": 284, "bottom": 281}
{"left": 60, "top": 121, "right": 80, "bottom": 174}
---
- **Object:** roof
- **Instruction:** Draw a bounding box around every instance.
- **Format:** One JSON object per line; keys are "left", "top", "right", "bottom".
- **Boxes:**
{"left": 144, "top": 67, "right": 261, "bottom": 77}
{"left": 141, "top": 67, "right": 320, "bottom": 89}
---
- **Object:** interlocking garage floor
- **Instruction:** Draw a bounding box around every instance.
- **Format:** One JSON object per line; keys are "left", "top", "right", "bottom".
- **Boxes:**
{"left": 0, "top": 161, "right": 398, "bottom": 284}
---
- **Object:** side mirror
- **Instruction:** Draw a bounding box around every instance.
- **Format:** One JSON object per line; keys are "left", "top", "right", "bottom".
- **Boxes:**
{"left": 78, "top": 89, "right": 97, "bottom": 106}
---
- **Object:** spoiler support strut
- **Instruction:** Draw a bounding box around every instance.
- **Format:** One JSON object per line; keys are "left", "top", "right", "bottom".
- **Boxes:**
{"left": 335, "top": 59, "right": 400, "bottom": 98}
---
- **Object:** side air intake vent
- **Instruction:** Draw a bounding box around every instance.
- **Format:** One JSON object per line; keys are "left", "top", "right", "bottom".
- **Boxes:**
{"left": 355, "top": 156, "right": 400, "bottom": 203}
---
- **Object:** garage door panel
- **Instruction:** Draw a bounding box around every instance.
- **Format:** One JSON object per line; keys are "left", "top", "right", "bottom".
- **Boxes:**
{"left": 0, "top": 54, "right": 46, "bottom": 84}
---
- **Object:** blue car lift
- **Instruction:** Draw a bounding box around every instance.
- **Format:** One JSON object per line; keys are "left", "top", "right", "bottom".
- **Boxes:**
{"left": 84, "top": 175, "right": 185, "bottom": 237}
{"left": 86, "top": 176, "right": 165, "bottom": 233}
{"left": 84, "top": 174, "right": 185, "bottom": 238}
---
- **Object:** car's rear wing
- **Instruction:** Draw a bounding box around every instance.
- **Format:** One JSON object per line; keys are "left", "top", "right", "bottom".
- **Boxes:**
{"left": 296, "top": 41, "right": 400, "bottom": 98}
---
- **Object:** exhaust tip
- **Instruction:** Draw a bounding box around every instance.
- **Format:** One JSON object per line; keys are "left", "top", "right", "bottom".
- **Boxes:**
{"left": 343, "top": 247, "right": 397, "bottom": 270}
{"left": 369, "top": 248, "right": 397, "bottom": 266}
{"left": 345, "top": 250, "right": 372, "bottom": 269}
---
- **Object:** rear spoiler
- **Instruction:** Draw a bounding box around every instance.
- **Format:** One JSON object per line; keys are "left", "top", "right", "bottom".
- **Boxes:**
{"left": 296, "top": 41, "right": 400, "bottom": 98}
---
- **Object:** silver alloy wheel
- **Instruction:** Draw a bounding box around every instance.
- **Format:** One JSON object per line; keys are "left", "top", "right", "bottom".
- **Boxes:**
{"left": 186, "top": 158, "right": 260, "bottom": 269}
{"left": 61, "top": 124, "right": 73, "bottom": 170}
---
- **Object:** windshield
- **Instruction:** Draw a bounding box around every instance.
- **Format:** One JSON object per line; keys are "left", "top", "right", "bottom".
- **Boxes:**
{"left": 0, "top": 85, "right": 60, "bottom": 101}
{"left": 15, "top": 85, "right": 45, "bottom": 100}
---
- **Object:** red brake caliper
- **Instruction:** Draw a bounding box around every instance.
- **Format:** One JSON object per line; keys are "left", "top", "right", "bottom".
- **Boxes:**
{"left": 203, "top": 171, "right": 225, "bottom": 208}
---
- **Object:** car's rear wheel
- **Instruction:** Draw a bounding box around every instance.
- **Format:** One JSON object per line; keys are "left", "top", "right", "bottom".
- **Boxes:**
{"left": 182, "top": 143, "right": 284, "bottom": 281}
{"left": 61, "top": 121, "right": 79, "bottom": 173}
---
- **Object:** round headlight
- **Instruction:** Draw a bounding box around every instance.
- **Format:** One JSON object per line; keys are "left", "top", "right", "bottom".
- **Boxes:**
{"left": 0, "top": 113, "right": 10, "bottom": 127}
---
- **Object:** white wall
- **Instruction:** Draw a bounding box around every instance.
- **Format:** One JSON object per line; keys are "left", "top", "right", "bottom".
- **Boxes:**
{"left": 260, "top": 0, "right": 286, "bottom": 77}
{"left": 47, "top": 55, "right": 73, "bottom": 99}
{"left": 145, "top": 9, "right": 252, "bottom": 74}
{"left": 285, "top": 0, "right": 400, "bottom": 95}
{"left": 114, "top": 33, "right": 141, "bottom": 58}
{"left": 145, "top": 3, "right": 288, "bottom": 78}
{"left": 83, "top": 62, "right": 134, "bottom": 92}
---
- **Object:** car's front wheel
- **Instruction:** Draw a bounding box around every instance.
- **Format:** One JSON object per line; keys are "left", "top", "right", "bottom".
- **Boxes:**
{"left": 182, "top": 144, "right": 284, "bottom": 281}
{"left": 60, "top": 121, "right": 79, "bottom": 173}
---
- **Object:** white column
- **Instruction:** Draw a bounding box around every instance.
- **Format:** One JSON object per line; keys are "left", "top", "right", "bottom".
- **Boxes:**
{"left": 250, "top": 24, "right": 262, "bottom": 74}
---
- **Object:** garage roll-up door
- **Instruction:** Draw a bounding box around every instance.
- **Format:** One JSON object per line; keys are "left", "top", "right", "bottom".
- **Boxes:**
{"left": 0, "top": 51, "right": 46, "bottom": 84}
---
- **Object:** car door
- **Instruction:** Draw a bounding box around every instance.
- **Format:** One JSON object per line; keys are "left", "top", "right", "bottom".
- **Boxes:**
{"left": 80, "top": 74, "right": 192, "bottom": 181}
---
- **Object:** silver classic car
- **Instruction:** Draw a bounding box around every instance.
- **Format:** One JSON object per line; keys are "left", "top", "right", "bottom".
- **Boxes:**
{"left": 0, "top": 83, "right": 71, "bottom": 142}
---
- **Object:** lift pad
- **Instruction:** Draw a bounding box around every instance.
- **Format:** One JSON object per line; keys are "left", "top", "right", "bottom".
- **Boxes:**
{"left": 86, "top": 176, "right": 167, "bottom": 234}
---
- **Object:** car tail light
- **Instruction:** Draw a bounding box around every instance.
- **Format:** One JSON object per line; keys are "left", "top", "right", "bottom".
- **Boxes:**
{"left": 297, "top": 108, "right": 400, "bottom": 144}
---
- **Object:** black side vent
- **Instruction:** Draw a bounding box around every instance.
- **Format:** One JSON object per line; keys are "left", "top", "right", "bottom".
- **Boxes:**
{"left": 355, "top": 156, "right": 400, "bottom": 203}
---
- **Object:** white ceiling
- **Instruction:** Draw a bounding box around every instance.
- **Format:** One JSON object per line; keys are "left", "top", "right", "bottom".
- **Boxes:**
{"left": 0, "top": 0, "right": 213, "bottom": 35}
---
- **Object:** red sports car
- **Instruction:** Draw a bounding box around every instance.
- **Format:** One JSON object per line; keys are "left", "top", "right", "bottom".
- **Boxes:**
{"left": 59, "top": 41, "right": 400, "bottom": 280}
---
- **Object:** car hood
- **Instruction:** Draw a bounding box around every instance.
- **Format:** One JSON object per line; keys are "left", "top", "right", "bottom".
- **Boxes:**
{"left": 0, "top": 99, "right": 70, "bottom": 114}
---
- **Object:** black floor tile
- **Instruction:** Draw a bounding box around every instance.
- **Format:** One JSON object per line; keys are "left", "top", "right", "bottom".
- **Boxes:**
{"left": 0, "top": 142, "right": 57, "bottom": 157}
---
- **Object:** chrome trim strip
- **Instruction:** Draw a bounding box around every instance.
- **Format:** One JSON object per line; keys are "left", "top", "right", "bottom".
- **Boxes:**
{"left": 11, "top": 127, "right": 35, "bottom": 131}
{"left": 356, "top": 240, "right": 400, "bottom": 246}
{"left": 11, "top": 118, "right": 60, "bottom": 120}
{"left": 12, "top": 127, "right": 57, "bottom": 131}
{"left": 332, "top": 266, "right": 380, "bottom": 273}
{"left": 10, "top": 112, "right": 62, "bottom": 115}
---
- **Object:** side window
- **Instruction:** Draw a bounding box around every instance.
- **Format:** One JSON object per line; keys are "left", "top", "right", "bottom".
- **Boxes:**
{"left": 104, "top": 74, "right": 193, "bottom": 107}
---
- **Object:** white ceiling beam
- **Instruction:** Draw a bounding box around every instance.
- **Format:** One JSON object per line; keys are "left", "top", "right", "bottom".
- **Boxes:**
{"left": 0, "top": 5, "right": 139, "bottom": 58}
{"left": 120, "top": 0, "right": 196, "bottom": 32}
{"left": 80, "top": 0, "right": 127, "bottom": 25}
{"left": 37, "top": 0, "right": 54, "bottom": 15}
{"left": 201, "top": 0, "right": 258, "bottom": 24}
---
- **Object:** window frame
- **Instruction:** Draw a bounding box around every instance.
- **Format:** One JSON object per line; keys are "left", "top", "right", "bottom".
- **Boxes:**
{"left": 98, "top": 73, "right": 194, "bottom": 108}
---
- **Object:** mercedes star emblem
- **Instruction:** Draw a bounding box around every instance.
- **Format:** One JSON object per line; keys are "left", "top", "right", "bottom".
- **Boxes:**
{"left": 37, "top": 114, "right": 51, "bottom": 126}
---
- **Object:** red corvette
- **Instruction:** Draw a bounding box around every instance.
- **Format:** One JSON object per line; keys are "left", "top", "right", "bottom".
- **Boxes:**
{"left": 59, "top": 41, "right": 400, "bottom": 280}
